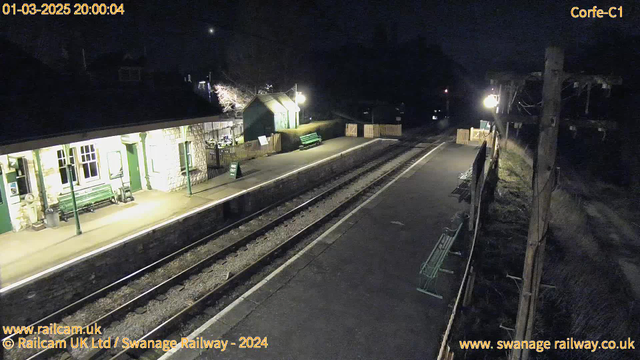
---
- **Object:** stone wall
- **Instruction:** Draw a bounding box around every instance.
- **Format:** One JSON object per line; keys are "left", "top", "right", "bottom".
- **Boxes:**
{"left": 147, "top": 124, "right": 207, "bottom": 192}
{"left": 1, "top": 139, "right": 392, "bottom": 326}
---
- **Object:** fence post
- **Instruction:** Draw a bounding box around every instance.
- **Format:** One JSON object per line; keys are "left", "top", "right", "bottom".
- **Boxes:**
{"left": 215, "top": 143, "right": 221, "bottom": 168}
{"left": 462, "top": 266, "right": 476, "bottom": 307}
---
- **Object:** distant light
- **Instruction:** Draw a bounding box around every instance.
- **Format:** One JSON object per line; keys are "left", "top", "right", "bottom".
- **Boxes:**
{"left": 432, "top": 115, "right": 438, "bottom": 120}
{"left": 208, "top": 27, "right": 215, "bottom": 34}
{"left": 444, "top": 89, "right": 448, "bottom": 93}
{"left": 483, "top": 95, "right": 499, "bottom": 108}
{"left": 296, "top": 93, "right": 306, "bottom": 104}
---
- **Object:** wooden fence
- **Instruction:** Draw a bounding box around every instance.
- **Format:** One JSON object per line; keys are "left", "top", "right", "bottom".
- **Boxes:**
{"left": 364, "top": 124, "right": 381, "bottom": 138}
{"left": 362, "top": 124, "right": 402, "bottom": 138}
{"left": 206, "top": 134, "right": 281, "bottom": 177}
{"left": 470, "top": 127, "right": 492, "bottom": 144}
{"left": 380, "top": 124, "right": 402, "bottom": 137}
{"left": 345, "top": 123, "right": 358, "bottom": 137}
{"left": 456, "top": 129, "right": 470, "bottom": 144}
{"left": 437, "top": 137, "right": 501, "bottom": 360}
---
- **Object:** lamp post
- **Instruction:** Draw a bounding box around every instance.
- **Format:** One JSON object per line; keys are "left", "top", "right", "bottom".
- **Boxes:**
{"left": 64, "top": 144, "right": 82, "bottom": 235}
{"left": 292, "top": 83, "right": 306, "bottom": 128}
{"left": 483, "top": 94, "right": 499, "bottom": 109}
{"left": 181, "top": 126, "right": 192, "bottom": 196}
{"left": 444, "top": 88, "right": 450, "bottom": 118}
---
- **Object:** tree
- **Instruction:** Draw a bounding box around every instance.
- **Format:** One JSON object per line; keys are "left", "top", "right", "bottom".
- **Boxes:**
{"left": 213, "top": 83, "right": 253, "bottom": 113}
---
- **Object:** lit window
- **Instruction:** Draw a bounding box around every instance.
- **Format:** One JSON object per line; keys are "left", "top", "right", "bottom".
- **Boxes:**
{"left": 15, "top": 157, "right": 31, "bottom": 195}
{"left": 178, "top": 142, "right": 193, "bottom": 172}
{"left": 57, "top": 148, "right": 78, "bottom": 185}
{"left": 80, "top": 144, "right": 100, "bottom": 180}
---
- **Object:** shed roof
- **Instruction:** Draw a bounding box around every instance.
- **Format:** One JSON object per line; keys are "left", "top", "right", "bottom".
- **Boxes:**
{"left": 247, "top": 93, "right": 299, "bottom": 113}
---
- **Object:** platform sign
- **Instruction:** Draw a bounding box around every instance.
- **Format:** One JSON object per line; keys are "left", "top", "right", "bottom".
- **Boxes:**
{"left": 479, "top": 120, "right": 491, "bottom": 131}
{"left": 258, "top": 135, "right": 268, "bottom": 146}
{"left": 229, "top": 162, "right": 242, "bottom": 179}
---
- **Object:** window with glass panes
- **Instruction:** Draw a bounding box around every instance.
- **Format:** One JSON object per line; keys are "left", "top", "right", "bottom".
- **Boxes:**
{"left": 15, "top": 157, "right": 31, "bottom": 195}
{"left": 57, "top": 148, "right": 78, "bottom": 185}
{"left": 178, "top": 142, "right": 192, "bottom": 171}
{"left": 80, "top": 144, "right": 100, "bottom": 180}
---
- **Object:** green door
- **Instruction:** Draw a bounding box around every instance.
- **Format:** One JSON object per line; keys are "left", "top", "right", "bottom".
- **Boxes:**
{"left": 126, "top": 144, "right": 142, "bottom": 192}
{"left": 0, "top": 171, "right": 13, "bottom": 234}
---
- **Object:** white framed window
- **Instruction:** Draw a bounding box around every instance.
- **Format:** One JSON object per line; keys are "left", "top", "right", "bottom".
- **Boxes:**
{"left": 80, "top": 144, "right": 100, "bottom": 181}
{"left": 57, "top": 148, "right": 78, "bottom": 185}
{"left": 15, "top": 157, "right": 31, "bottom": 196}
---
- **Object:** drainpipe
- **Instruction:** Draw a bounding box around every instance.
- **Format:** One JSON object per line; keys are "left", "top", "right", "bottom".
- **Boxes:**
{"left": 64, "top": 144, "right": 82, "bottom": 235}
{"left": 139, "top": 132, "right": 152, "bottom": 190}
{"left": 33, "top": 149, "right": 48, "bottom": 211}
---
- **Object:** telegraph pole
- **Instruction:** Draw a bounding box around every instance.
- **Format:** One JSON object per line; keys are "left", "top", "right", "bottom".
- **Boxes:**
{"left": 510, "top": 47, "right": 563, "bottom": 360}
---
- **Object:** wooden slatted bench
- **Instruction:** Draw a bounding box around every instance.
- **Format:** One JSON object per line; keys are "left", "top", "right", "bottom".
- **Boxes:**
{"left": 58, "top": 183, "right": 117, "bottom": 221}
{"left": 299, "top": 132, "right": 322, "bottom": 149}
{"left": 417, "top": 222, "right": 463, "bottom": 299}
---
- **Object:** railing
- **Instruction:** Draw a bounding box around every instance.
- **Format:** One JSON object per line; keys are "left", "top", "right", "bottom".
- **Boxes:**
{"left": 438, "top": 134, "right": 501, "bottom": 360}
{"left": 205, "top": 134, "right": 282, "bottom": 175}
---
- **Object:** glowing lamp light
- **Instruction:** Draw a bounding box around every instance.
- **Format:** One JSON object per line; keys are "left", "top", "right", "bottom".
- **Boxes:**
{"left": 208, "top": 27, "right": 215, "bottom": 34}
{"left": 483, "top": 95, "right": 499, "bottom": 108}
{"left": 296, "top": 93, "right": 306, "bottom": 104}
{"left": 444, "top": 89, "right": 448, "bottom": 93}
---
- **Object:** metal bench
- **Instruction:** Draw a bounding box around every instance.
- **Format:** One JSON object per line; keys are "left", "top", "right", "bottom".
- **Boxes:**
{"left": 299, "top": 132, "right": 322, "bottom": 149}
{"left": 450, "top": 167, "right": 472, "bottom": 202}
{"left": 417, "top": 222, "right": 463, "bottom": 299}
{"left": 58, "top": 183, "right": 117, "bottom": 221}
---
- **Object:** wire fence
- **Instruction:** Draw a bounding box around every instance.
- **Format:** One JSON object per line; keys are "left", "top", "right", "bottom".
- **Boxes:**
{"left": 438, "top": 132, "right": 501, "bottom": 360}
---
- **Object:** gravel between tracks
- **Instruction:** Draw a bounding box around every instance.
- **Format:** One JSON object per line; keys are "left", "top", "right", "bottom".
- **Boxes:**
{"left": 7, "top": 139, "right": 433, "bottom": 360}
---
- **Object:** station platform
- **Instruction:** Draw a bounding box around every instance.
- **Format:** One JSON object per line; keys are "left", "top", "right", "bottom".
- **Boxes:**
{"left": 0, "top": 137, "right": 381, "bottom": 289}
{"left": 164, "top": 142, "right": 478, "bottom": 360}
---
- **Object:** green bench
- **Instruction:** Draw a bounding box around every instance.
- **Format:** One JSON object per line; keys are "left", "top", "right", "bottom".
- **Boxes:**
{"left": 417, "top": 222, "right": 463, "bottom": 299}
{"left": 299, "top": 132, "right": 322, "bottom": 149}
{"left": 58, "top": 183, "right": 117, "bottom": 221}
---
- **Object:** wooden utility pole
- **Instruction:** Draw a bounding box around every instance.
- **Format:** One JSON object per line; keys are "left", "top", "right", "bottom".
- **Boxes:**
{"left": 510, "top": 47, "right": 564, "bottom": 360}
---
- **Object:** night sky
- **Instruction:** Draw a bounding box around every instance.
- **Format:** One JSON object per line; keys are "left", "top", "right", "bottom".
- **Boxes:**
{"left": 1, "top": 0, "right": 639, "bottom": 77}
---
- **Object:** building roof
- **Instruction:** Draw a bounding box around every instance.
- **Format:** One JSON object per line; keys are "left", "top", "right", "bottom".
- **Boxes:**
{"left": 86, "top": 52, "right": 146, "bottom": 71}
{"left": 0, "top": 39, "right": 222, "bottom": 153}
{"left": 246, "top": 93, "right": 299, "bottom": 114}
{"left": 0, "top": 87, "right": 221, "bottom": 152}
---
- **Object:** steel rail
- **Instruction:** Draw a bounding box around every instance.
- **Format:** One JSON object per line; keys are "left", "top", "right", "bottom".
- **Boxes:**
{"left": 25, "top": 135, "right": 433, "bottom": 360}
{"left": 109, "top": 140, "right": 439, "bottom": 360}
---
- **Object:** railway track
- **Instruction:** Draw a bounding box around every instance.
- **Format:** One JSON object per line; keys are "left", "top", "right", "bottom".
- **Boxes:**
{"left": 4, "top": 127, "right": 448, "bottom": 360}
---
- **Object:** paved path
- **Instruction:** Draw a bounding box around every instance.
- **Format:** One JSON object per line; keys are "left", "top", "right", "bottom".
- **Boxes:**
{"left": 166, "top": 142, "right": 478, "bottom": 360}
{"left": 0, "top": 137, "right": 377, "bottom": 288}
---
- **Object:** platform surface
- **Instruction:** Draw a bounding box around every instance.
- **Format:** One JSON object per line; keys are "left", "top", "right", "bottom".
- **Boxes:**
{"left": 0, "top": 137, "right": 379, "bottom": 288}
{"left": 166, "top": 142, "right": 478, "bottom": 360}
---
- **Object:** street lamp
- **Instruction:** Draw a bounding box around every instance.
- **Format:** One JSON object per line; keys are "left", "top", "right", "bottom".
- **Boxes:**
{"left": 444, "top": 88, "right": 449, "bottom": 117}
{"left": 483, "top": 94, "right": 499, "bottom": 109}
{"left": 295, "top": 93, "right": 306, "bottom": 104}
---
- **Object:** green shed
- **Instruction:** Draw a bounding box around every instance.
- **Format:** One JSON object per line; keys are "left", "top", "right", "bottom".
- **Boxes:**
{"left": 242, "top": 93, "right": 300, "bottom": 142}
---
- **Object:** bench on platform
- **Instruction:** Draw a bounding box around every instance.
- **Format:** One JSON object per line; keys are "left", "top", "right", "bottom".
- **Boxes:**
{"left": 58, "top": 183, "right": 117, "bottom": 221}
{"left": 299, "top": 132, "right": 322, "bottom": 149}
{"left": 450, "top": 167, "right": 472, "bottom": 203}
{"left": 417, "top": 222, "right": 463, "bottom": 299}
